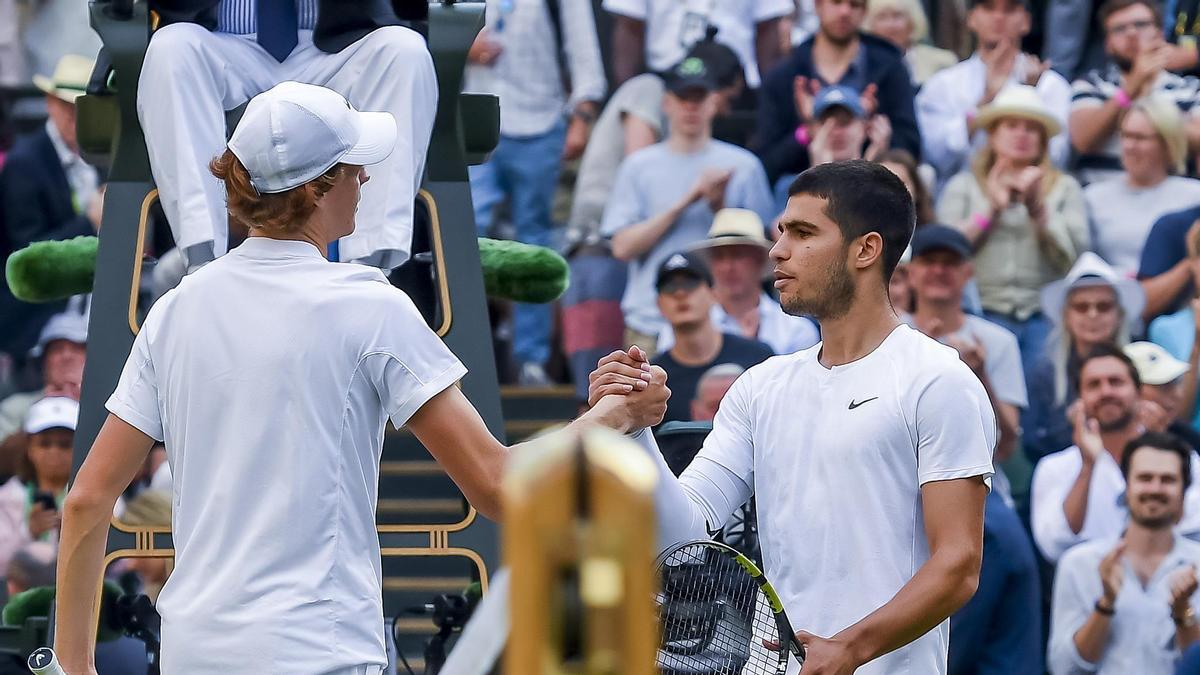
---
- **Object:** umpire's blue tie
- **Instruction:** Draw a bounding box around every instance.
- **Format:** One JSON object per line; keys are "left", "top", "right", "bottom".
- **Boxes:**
{"left": 257, "top": 0, "right": 299, "bottom": 62}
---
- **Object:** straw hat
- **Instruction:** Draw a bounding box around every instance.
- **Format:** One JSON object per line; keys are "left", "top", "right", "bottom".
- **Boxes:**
{"left": 32, "top": 54, "right": 95, "bottom": 104}
{"left": 689, "top": 208, "right": 771, "bottom": 252}
{"left": 973, "top": 84, "right": 1061, "bottom": 138}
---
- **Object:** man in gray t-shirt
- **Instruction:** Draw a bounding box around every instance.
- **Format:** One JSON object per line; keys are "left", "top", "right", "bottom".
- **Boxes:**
{"left": 901, "top": 225, "right": 1028, "bottom": 467}
{"left": 601, "top": 56, "right": 773, "bottom": 348}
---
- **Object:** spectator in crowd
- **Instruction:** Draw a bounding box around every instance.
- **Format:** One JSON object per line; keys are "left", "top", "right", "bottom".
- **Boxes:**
{"left": 1139, "top": 206, "right": 1199, "bottom": 323}
{"left": 690, "top": 363, "right": 747, "bottom": 421}
{"left": 659, "top": 208, "right": 821, "bottom": 354}
{"left": 467, "top": 0, "right": 607, "bottom": 385}
{"left": 0, "top": 397, "right": 75, "bottom": 573}
{"left": 0, "top": 55, "right": 101, "bottom": 361}
{"left": 604, "top": 0, "right": 794, "bottom": 91}
{"left": 902, "top": 225, "right": 1027, "bottom": 467}
{"left": 1031, "top": 346, "right": 1200, "bottom": 562}
{"left": 603, "top": 57, "right": 774, "bottom": 352}
{"left": 1026, "top": 253, "right": 1144, "bottom": 460}
{"left": 138, "top": 0, "right": 436, "bottom": 274}
{"left": 567, "top": 39, "right": 745, "bottom": 248}
{"left": 937, "top": 85, "right": 1088, "bottom": 373}
{"left": 0, "top": 310, "right": 87, "bottom": 444}
{"left": 4, "top": 541, "right": 55, "bottom": 599}
{"left": 917, "top": 0, "right": 1071, "bottom": 189}
{"left": 1048, "top": 0, "right": 1200, "bottom": 83}
{"left": 1069, "top": 0, "right": 1200, "bottom": 185}
{"left": 889, "top": 254, "right": 916, "bottom": 313}
{"left": 878, "top": 147, "right": 937, "bottom": 225}
{"left": 1149, "top": 242, "right": 1200, "bottom": 429}
{"left": 1048, "top": 432, "right": 1200, "bottom": 674}
{"left": 804, "top": 84, "right": 896, "bottom": 169}
{"left": 1086, "top": 96, "right": 1200, "bottom": 277}
{"left": 651, "top": 252, "right": 774, "bottom": 424}
{"left": 865, "top": 0, "right": 958, "bottom": 87}
{"left": 947, "top": 489, "right": 1044, "bottom": 675}
{"left": 1126, "top": 341, "right": 1200, "bottom": 450}
{"left": 0, "top": 0, "right": 24, "bottom": 89}
{"left": 753, "top": 0, "right": 920, "bottom": 186}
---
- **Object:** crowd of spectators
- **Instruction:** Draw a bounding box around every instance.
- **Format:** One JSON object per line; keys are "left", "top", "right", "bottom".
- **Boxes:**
{"left": 4, "top": 0, "right": 1200, "bottom": 671}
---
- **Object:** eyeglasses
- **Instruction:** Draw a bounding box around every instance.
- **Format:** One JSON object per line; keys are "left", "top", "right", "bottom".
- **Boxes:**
{"left": 1068, "top": 300, "right": 1118, "bottom": 315}
{"left": 1107, "top": 18, "right": 1157, "bottom": 35}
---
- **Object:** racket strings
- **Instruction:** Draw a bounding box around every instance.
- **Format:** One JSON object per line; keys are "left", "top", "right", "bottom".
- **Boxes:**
{"left": 656, "top": 544, "right": 785, "bottom": 675}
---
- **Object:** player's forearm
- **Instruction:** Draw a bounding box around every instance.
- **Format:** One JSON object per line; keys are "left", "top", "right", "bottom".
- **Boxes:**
{"left": 610, "top": 199, "right": 690, "bottom": 261}
{"left": 1072, "top": 611, "right": 1113, "bottom": 664}
{"left": 54, "top": 489, "right": 116, "bottom": 671}
{"left": 835, "top": 544, "right": 981, "bottom": 666}
{"left": 1063, "top": 463, "right": 1094, "bottom": 534}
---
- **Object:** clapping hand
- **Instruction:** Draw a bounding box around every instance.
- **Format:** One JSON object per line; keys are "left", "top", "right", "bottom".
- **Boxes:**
{"left": 1070, "top": 400, "right": 1106, "bottom": 466}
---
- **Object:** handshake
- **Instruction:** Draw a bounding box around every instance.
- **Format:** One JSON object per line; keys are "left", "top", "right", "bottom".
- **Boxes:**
{"left": 585, "top": 346, "right": 672, "bottom": 434}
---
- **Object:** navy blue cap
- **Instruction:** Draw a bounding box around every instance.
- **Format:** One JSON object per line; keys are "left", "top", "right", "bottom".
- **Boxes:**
{"left": 656, "top": 252, "right": 713, "bottom": 291}
{"left": 813, "top": 85, "right": 865, "bottom": 119}
{"left": 911, "top": 224, "right": 973, "bottom": 260}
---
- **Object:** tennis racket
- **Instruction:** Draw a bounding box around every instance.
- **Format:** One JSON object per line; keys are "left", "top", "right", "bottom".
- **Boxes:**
{"left": 655, "top": 540, "right": 805, "bottom": 675}
{"left": 26, "top": 647, "right": 65, "bottom": 675}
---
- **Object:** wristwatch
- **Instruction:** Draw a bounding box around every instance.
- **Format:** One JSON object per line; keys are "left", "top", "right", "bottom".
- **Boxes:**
{"left": 1173, "top": 606, "right": 1196, "bottom": 628}
{"left": 1094, "top": 599, "right": 1115, "bottom": 616}
{"left": 572, "top": 106, "right": 598, "bottom": 125}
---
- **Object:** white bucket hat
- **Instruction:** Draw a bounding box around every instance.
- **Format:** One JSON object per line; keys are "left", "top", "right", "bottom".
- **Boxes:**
{"left": 973, "top": 84, "right": 1062, "bottom": 138}
{"left": 228, "top": 81, "right": 397, "bottom": 194}
{"left": 1041, "top": 252, "right": 1145, "bottom": 328}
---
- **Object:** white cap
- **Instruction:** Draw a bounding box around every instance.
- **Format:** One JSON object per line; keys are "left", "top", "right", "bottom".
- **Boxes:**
{"left": 1125, "top": 342, "right": 1190, "bottom": 385}
{"left": 23, "top": 397, "right": 78, "bottom": 434}
{"left": 30, "top": 311, "right": 88, "bottom": 358}
{"left": 228, "top": 81, "right": 397, "bottom": 194}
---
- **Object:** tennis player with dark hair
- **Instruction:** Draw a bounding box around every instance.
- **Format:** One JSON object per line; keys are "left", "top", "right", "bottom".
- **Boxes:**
{"left": 592, "top": 159, "right": 998, "bottom": 674}
{"left": 53, "top": 82, "right": 667, "bottom": 675}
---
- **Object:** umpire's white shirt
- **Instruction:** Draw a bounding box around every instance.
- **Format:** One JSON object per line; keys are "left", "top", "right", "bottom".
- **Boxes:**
{"left": 687, "top": 324, "right": 996, "bottom": 674}
{"left": 106, "top": 237, "right": 466, "bottom": 673}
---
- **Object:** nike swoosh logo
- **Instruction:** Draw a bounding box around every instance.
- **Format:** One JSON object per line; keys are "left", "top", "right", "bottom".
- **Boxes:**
{"left": 848, "top": 397, "right": 879, "bottom": 410}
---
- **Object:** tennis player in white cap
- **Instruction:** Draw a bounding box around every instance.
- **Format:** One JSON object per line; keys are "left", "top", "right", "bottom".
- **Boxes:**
{"left": 53, "top": 81, "right": 666, "bottom": 675}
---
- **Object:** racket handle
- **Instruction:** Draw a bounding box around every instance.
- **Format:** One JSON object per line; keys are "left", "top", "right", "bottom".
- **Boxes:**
{"left": 27, "top": 648, "right": 66, "bottom": 675}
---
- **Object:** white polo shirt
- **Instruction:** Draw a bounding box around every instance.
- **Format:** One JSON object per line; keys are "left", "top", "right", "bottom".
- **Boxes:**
{"left": 689, "top": 324, "right": 996, "bottom": 674}
{"left": 106, "top": 237, "right": 467, "bottom": 673}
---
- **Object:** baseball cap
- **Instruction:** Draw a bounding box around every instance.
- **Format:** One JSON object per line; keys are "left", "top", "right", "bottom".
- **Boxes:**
{"left": 664, "top": 57, "right": 717, "bottom": 95}
{"left": 23, "top": 397, "right": 79, "bottom": 434}
{"left": 30, "top": 311, "right": 88, "bottom": 358}
{"left": 910, "top": 224, "right": 973, "bottom": 260}
{"left": 228, "top": 81, "right": 397, "bottom": 194}
{"left": 1124, "top": 342, "right": 1190, "bottom": 385}
{"left": 813, "top": 85, "right": 865, "bottom": 119}
{"left": 656, "top": 252, "right": 713, "bottom": 292}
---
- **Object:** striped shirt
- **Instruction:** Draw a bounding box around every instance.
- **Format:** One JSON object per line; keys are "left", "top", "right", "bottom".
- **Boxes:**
{"left": 217, "top": 0, "right": 317, "bottom": 34}
{"left": 1070, "top": 64, "right": 1200, "bottom": 184}
{"left": 462, "top": 0, "right": 607, "bottom": 137}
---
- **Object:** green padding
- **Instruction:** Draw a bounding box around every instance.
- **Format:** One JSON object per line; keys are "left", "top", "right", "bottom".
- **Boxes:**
{"left": 5, "top": 236, "right": 98, "bottom": 303}
{"left": 478, "top": 237, "right": 569, "bottom": 304}
{"left": 2, "top": 582, "right": 124, "bottom": 642}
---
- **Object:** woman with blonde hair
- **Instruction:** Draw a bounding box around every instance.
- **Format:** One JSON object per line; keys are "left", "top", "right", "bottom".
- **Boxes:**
{"left": 1085, "top": 95, "right": 1200, "bottom": 278}
{"left": 865, "top": 0, "right": 957, "bottom": 87}
{"left": 937, "top": 84, "right": 1088, "bottom": 374}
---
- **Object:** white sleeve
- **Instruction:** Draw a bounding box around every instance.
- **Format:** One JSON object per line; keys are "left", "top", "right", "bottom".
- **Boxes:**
{"left": 1047, "top": 550, "right": 1103, "bottom": 674}
{"left": 600, "top": 158, "right": 646, "bottom": 237}
{"left": 1031, "top": 455, "right": 1084, "bottom": 563}
{"left": 602, "top": 0, "right": 647, "bottom": 20}
{"left": 366, "top": 291, "right": 468, "bottom": 429}
{"left": 912, "top": 360, "right": 996, "bottom": 486}
{"left": 755, "top": 0, "right": 796, "bottom": 21}
{"left": 916, "top": 71, "right": 971, "bottom": 181}
{"left": 106, "top": 322, "right": 165, "bottom": 442}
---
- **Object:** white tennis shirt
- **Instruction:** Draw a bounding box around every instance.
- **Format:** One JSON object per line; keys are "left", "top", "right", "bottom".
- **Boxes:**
{"left": 106, "top": 237, "right": 466, "bottom": 673}
{"left": 664, "top": 324, "right": 997, "bottom": 674}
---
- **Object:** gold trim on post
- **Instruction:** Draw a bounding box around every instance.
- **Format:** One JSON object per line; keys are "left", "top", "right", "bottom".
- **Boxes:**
{"left": 127, "top": 189, "right": 158, "bottom": 335}
{"left": 419, "top": 189, "right": 453, "bottom": 338}
{"left": 380, "top": 547, "right": 490, "bottom": 595}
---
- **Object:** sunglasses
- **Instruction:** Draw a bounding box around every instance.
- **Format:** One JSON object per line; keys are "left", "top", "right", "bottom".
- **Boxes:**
{"left": 1068, "top": 300, "right": 1117, "bottom": 315}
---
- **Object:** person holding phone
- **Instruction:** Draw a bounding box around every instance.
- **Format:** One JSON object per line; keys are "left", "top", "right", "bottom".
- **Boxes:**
{"left": 0, "top": 397, "right": 76, "bottom": 572}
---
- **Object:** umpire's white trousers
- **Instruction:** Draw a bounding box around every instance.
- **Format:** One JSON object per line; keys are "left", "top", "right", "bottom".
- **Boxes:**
{"left": 137, "top": 24, "right": 438, "bottom": 269}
